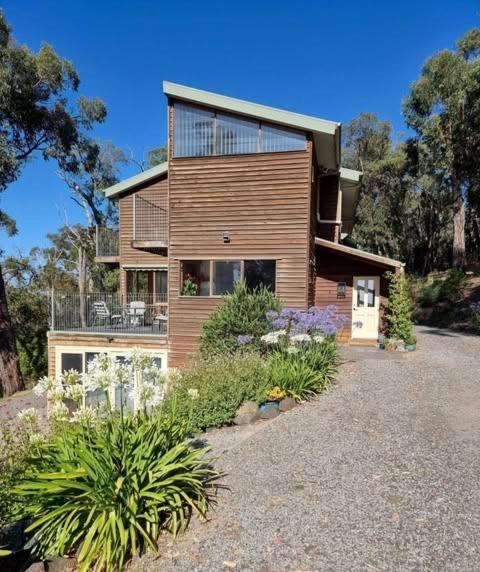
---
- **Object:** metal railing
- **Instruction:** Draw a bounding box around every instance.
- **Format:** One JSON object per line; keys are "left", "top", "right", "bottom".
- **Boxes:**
{"left": 51, "top": 292, "right": 168, "bottom": 336}
{"left": 96, "top": 226, "right": 119, "bottom": 257}
{"left": 134, "top": 194, "right": 168, "bottom": 242}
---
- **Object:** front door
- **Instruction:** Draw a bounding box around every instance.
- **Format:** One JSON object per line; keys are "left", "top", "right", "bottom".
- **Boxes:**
{"left": 352, "top": 276, "right": 380, "bottom": 339}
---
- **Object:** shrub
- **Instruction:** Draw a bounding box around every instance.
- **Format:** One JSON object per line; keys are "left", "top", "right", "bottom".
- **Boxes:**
{"left": 14, "top": 408, "right": 219, "bottom": 572}
{"left": 471, "top": 302, "right": 480, "bottom": 334}
{"left": 164, "top": 353, "right": 270, "bottom": 432}
{"left": 199, "top": 281, "right": 281, "bottom": 356}
{"left": 419, "top": 270, "right": 468, "bottom": 307}
{"left": 0, "top": 415, "right": 44, "bottom": 529}
{"left": 384, "top": 272, "right": 415, "bottom": 344}
{"left": 267, "top": 353, "right": 324, "bottom": 400}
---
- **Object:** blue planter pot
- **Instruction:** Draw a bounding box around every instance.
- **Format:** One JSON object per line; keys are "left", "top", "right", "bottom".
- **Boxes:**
{"left": 259, "top": 401, "right": 279, "bottom": 414}
{"left": 404, "top": 343, "right": 416, "bottom": 352}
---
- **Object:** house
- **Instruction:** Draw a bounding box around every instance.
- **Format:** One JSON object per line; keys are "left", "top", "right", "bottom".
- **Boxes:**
{"left": 47, "top": 82, "right": 403, "bottom": 377}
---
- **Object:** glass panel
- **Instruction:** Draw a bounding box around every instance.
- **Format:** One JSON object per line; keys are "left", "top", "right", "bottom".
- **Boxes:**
{"left": 113, "top": 356, "right": 135, "bottom": 411}
{"left": 127, "top": 271, "right": 150, "bottom": 295}
{"left": 261, "top": 124, "right": 306, "bottom": 153}
{"left": 244, "top": 260, "right": 276, "bottom": 292}
{"left": 153, "top": 357, "right": 162, "bottom": 369}
{"left": 61, "top": 353, "right": 83, "bottom": 373}
{"left": 84, "top": 351, "right": 107, "bottom": 408}
{"left": 154, "top": 271, "right": 168, "bottom": 301}
{"left": 213, "top": 261, "right": 241, "bottom": 295}
{"left": 216, "top": 113, "right": 258, "bottom": 155}
{"left": 174, "top": 103, "right": 215, "bottom": 157}
{"left": 367, "top": 279, "right": 375, "bottom": 308}
{"left": 357, "top": 279, "right": 365, "bottom": 307}
{"left": 182, "top": 261, "right": 210, "bottom": 296}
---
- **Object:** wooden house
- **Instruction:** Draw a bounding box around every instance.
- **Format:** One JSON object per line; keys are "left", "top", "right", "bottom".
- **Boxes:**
{"left": 47, "top": 82, "right": 403, "bottom": 376}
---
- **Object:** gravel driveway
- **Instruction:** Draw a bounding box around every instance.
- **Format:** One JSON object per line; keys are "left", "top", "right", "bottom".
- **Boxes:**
{"left": 133, "top": 326, "right": 480, "bottom": 571}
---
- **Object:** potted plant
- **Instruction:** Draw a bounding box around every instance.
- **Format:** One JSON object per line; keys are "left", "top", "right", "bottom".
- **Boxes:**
{"left": 182, "top": 273, "right": 199, "bottom": 296}
{"left": 403, "top": 334, "right": 417, "bottom": 352}
{"left": 384, "top": 338, "right": 402, "bottom": 352}
{"left": 259, "top": 386, "right": 286, "bottom": 413}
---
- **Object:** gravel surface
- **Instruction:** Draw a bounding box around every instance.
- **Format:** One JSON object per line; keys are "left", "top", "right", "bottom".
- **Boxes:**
{"left": 131, "top": 326, "right": 480, "bottom": 571}
{"left": 0, "top": 389, "right": 46, "bottom": 423}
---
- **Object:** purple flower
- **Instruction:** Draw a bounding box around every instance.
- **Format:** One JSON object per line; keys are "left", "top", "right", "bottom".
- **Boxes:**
{"left": 267, "top": 305, "right": 349, "bottom": 336}
{"left": 237, "top": 334, "right": 252, "bottom": 345}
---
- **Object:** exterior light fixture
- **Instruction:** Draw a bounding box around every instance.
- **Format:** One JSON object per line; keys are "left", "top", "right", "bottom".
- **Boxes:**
{"left": 337, "top": 282, "right": 346, "bottom": 299}
{"left": 223, "top": 231, "right": 230, "bottom": 243}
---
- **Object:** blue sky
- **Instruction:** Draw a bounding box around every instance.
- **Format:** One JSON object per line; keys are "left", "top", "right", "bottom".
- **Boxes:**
{"left": 1, "top": 0, "right": 478, "bottom": 256}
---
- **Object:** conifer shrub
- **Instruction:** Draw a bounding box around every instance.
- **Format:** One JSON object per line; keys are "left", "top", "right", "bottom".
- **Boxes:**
{"left": 384, "top": 271, "right": 416, "bottom": 344}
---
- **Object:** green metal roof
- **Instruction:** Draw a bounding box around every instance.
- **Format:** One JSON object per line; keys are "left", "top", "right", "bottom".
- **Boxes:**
{"left": 104, "top": 162, "right": 168, "bottom": 198}
{"left": 163, "top": 81, "right": 339, "bottom": 136}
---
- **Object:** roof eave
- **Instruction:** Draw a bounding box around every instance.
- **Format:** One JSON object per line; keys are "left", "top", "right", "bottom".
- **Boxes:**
{"left": 315, "top": 237, "right": 404, "bottom": 269}
{"left": 104, "top": 162, "right": 168, "bottom": 199}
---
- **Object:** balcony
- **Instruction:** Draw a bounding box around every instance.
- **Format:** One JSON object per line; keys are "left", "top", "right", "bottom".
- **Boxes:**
{"left": 51, "top": 293, "right": 168, "bottom": 336}
{"left": 95, "top": 226, "right": 119, "bottom": 263}
{"left": 132, "top": 194, "right": 168, "bottom": 250}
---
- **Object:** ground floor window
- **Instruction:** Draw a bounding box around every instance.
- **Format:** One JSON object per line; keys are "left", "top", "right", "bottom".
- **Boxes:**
{"left": 57, "top": 348, "right": 166, "bottom": 410}
{"left": 180, "top": 259, "right": 276, "bottom": 296}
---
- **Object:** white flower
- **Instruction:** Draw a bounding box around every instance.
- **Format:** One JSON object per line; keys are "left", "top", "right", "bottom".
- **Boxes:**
{"left": 50, "top": 401, "right": 69, "bottom": 422}
{"left": 65, "top": 384, "right": 86, "bottom": 403}
{"left": 312, "top": 334, "right": 325, "bottom": 344}
{"left": 49, "top": 383, "right": 66, "bottom": 403}
{"left": 260, "top": 330, "right": 287, "bottom": 345}
{"left": 71, "top": 407, "right": 97, "bottom": 426}
{"left": 287, "top": 346, "right": 300, "bottom": 354}
{"left": 17, "top": 407, "right": 39, "bottom": 425}
{"left": 29, "top": 432, "right": 46, "bottom": 447}
{"left": 130, "top": 381, "right": 165, "bottom": 410}
{"left": 127, "top": 348, "right": 155, "bottom": 370}
{"left": 187, "top": 388, "right": 200, "bottom": 400}
{"left": 33, "top": 376, "right": 57, "bottom": 397}
{"left": 61, "top": 369, "right": 82, "bottom": 386}
{"left": 290, "top": 333, "right": 312, "bottom": 345}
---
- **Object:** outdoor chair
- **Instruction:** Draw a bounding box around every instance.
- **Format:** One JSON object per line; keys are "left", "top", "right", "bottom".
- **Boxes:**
{"left": 127, "top": 300, "right": 146, "bottom": 327}
{"left": 93, "top": 301, "right": 123, "bottom": 327}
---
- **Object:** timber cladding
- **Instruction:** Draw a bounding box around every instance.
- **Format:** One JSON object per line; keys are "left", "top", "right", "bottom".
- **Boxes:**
{"left": 118, "top": 176, "right": 169, "bottom": 294}
{"left": 167, "top": 119, "right": 314, "bottom": 365}
{"left": 314, "top": 248, "right": 390, "bottom": 342}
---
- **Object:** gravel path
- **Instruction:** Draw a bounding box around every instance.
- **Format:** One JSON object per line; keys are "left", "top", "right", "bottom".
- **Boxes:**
{"left": 132, "top": 326, "right": 480, "bottom": 571}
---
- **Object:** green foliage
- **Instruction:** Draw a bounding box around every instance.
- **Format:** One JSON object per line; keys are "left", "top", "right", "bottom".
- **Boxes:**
{"left": 182, "top": 277, "right": 198, "bottom": 296}
{"left": 147, "top": 146, "right": 167, "bottom": 167}
{"left": 266, "top": 341, "right": 339, "bottom": 400}
{"left": 165, "top": 353, "right": 271, "bottom": 432}
{"left": 14, "top": 410, "right": 219, "bottom": 572}
{"left": 0, "top": 419, "right": 41, "bottom": 529}
{"left": 384, "top": 272, "right": 415, "bottom": 344}
{"left": 418, "top": 270, "right": 468, "bottom": 307}
{"left": 199, "top": 281, "right": 281, "bottom": 356}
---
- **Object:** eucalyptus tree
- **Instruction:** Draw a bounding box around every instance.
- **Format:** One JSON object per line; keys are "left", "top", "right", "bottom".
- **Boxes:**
{"left": 403, "top": 28, "right": 480, "bottom": 268}
{"left": 0, "top": 11, "right": 106, "bottom": 396}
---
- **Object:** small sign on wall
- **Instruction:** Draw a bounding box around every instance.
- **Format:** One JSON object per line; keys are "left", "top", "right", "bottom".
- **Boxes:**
{"left": 337, "top": 282, "right": 347, "bottom": 299}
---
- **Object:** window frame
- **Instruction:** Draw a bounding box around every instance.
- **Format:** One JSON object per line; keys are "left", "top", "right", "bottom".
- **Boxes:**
{"left": 55, "top": 346, "right": 167, "bottom": 411}
{"left": 172, "top": 101, "right": 307, "bottom": 159}
{"left": 179, "top": 258, "right": 277, "bottom": 298}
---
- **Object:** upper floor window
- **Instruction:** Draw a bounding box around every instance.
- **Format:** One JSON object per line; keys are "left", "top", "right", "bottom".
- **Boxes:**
{"left": 173, "top": 102, "right": 306, "bottom": 158}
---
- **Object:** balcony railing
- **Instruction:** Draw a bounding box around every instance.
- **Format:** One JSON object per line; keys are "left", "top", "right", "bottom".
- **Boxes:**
{"left": 51, "top": 292, "right": 167, "bottom": 336}
{"left": 96, "top": 226, "right": 119, "bottom": 258}
{"left": 134, "top": 194, "right": 168, "bottom": 245}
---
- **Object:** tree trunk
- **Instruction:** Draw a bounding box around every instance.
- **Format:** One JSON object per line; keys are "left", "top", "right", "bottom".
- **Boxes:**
{"left": 0, "top": 264, "right": 23, "bottom": 397}
{"left": 452, "top": 177, "right": 466, "bottom": 269}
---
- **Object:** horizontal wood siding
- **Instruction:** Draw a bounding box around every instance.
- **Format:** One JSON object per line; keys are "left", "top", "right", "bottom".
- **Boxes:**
{"left": 48, "top": 333, "right": 168, "bottom": 376}
{"left": 168, "top": 105, "right": 313, "bottom": 365}
{"left": 315, "top": 249, "right": 390, "bottom": 342}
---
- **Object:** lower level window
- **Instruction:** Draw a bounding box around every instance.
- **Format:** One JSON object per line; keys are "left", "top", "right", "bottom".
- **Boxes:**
{"left": 180, "top": 259, "right": 276, "bottom": 296}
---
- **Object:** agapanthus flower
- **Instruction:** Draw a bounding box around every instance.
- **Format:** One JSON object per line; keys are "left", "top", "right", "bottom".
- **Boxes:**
{"left": 237, "top": 334, "right": 252, "bottom": 345}
{"left": 312, "top": 334, "right": 325, "bottom": 344}
{"left": 61, "top": 369, "right": 82, "bottom": 386}
{"left": 50, "top": 401, "right": 69, "bottom": 422}
{"left": 33, "top": 376, "right": 59, "bottom": 398}
{"left": 65, "top": 383, "right": 86, "bottom": 404}
{"left": 127, "top": 348, "right": 155, "bottom": 370}
{"left": 187, "top": 388, "right": 200, "bottom": 400}
{"left": 17, "top": 407, "right": 38, "bottom": 425}
{"left": 71, "top": 407, "right": 97, "bottom": 426}
{"left": 290, "top": 333, "right": 312, "bottom": 345}
{"left": 261, "top": 330, "right": 287, "bottom": 345}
